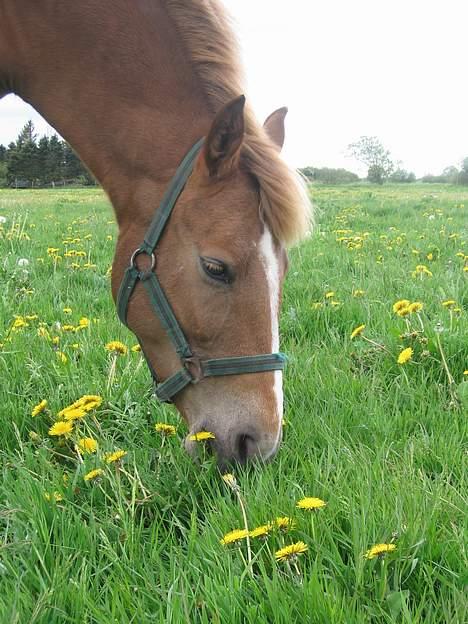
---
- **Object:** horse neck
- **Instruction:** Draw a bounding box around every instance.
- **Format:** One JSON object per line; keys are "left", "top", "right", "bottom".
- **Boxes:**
{"left": 1, "top": 0, "right": 211, "bottom": 222}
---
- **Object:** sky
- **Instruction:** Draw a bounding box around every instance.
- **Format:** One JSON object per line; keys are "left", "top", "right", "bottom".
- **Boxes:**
{"left": 1, "top": 0, "right": 467, "bottom": 177}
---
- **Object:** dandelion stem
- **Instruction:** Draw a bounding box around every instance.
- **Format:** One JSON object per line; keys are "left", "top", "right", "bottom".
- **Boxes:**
{"left": 435, "top": 333, "right": 455, "bottom": 386}
{"left": 106, "top": 353, "right": 117, "bottom": 392}
{"left": 362, "top": 336, "right": 391, "bottom": 354}
{"left": 235, "top": 490, "right": 253, "bottom": 577}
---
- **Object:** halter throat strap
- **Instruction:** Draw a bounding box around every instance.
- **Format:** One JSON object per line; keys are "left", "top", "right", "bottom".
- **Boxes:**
{"left": 116, "top": 138, "right": 285, "bottom": 402}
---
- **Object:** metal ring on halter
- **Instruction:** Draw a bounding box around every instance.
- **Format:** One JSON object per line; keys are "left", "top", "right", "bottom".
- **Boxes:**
{"left": 129, "top": 247, "right": 156, "bottom": 271}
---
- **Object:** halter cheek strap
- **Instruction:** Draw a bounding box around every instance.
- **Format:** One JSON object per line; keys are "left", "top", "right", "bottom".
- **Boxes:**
{"left": 116, "top": 138, "right": 286, "bottom": 402}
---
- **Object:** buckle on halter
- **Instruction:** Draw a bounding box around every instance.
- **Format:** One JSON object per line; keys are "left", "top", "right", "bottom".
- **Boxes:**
{"left": 130, "top": 247, "right": 156, "bottom": 272}
{"left": 183, "top": 356, "right": 204, "bottom": 384}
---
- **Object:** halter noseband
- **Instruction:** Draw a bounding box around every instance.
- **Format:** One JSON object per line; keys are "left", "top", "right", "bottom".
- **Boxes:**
{"left": 116, "top": 138, "right": 286, "bottom": 402}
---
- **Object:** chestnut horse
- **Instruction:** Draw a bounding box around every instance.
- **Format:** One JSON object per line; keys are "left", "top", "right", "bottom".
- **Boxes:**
{"left": 0, "top": 0, "right": 311, "bottom": 465}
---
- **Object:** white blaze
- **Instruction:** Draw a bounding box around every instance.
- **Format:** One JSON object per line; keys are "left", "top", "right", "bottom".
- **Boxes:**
{"left": 258, "top": 227, "right": 283, "bottom": 443}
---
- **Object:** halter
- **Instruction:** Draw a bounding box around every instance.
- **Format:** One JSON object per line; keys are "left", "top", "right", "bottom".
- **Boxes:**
{"left": 116, "top": 138, "right": 286, "bottom": 402}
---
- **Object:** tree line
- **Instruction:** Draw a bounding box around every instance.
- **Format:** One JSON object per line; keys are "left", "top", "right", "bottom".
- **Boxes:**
{"left": 1, "top": 124, "right": 467, "bottom": 188}
{"left": 0, "top": 121, "right": 95, "bottom": 188}
{"left": 301, "top": 136, "right": 468, "bottom": 186}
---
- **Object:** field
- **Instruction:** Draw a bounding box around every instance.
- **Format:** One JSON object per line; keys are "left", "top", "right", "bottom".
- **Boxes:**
{"left": 0, "top": 184, "right": 466, "bottom": 623}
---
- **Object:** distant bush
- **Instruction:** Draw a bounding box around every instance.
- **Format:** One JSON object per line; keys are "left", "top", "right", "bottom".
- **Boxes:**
{"left": 300, "top": 166, "right": 359, "bottom": 185}
{"left": 389, "top": 168, "right": 416, "bottom": 183}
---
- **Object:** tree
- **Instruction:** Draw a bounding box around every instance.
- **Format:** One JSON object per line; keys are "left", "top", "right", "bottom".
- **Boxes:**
{"left": 300, "top": 166, "right": 359, "bottom": 184}
{"left": 459, "top": 157, "right": 468, "bottom": 185}
{"left": 389, "top": 168, "right": 416, "bottom": 183}
{"left": 347, "top": 136, "right": 394, "bottom": 184}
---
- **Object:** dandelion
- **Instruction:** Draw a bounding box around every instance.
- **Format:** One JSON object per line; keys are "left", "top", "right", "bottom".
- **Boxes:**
{"left": 58, "top": 395, "right": 102, "bottom": 418}
{"left": 222, "top": 473, "right": 238, "bottom": 488}
{"left": 31, "top": 399, "right": 47, "bottom": 417}
{"left": 408, "top": 302, "right": 423, "bottom": 313}
{"left": 56, "top": 351, "right": 67, "bottom": 363}
{"left": 463, "top": 370, "right": 468, "bottom": 376}
{"left": 274, "top": 516, "right": 296, "bottom": 531}
{"left": 442, "top": 300, "right": 456, "bottom": 307}
{"left": 84, "top": 468, "right": 104, "bottom": 482}
{"left": 325, "top": 291, "right": 335, "bottom": 299}
{"left": 220, "top": 529, "right": 249, "bottom": 546}
{"left": 12, "top": 317, "right": 28, "bottom": 330}
{"left": 63, "top": 307, "right": 72, "bottom": 314}
{"left": 77, "top": 437, "right": 98, "bottom": 454}
{"left": 131, "top": 344, "right": 142, "bottom": 352}
{"left": 105, "top": 450, "right": 127, "bottom": 463}
{"left": 44, "top": 492, "right": 63, "bottom": 502}
{"left": 352, "top": 289, "right": 365, "bottom": 297}
{"left": 397, "top": 347, "right": 413, "bottom": 365}
{"left": 296, "top": 497, "right": 327, "bottom": 510}
{"left": 350, "top": 324, "right": 365, "bottom": 339}
{"left": 364, "top": 543, "right": 397, "bottom": 559}
{"left": 48, "top": 420, "right": 73, "bottom": 437}
{"left": 77, "top": 317, "right": 90, "bottom": 329}
{"left": 105, "top": 341, "right": 128, "bottom": 355}
{"left": 189, "top": 431, "right": 215, "bottom": 441}
{"left": 154, "top": 423, "right": 176, "bottom": 436}
{"left": 37, "top": 326, "right": 51, "bottom": 340}
{"left": 17, "top": 258, "right": 29, "bottom": 267}
{"left": 392, "top": 300, "right": 410, "bottom": 314}
{"left": 63, "top": 407, "right": 87, "bottom": 421}
{"left": 249, "top": 524, "right": 273, "bottom": 539}
{"left": 275, "top": 541, "right": 308, "bottom": 562}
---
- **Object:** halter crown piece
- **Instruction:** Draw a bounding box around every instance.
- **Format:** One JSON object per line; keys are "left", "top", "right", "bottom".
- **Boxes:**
{"left": 116, "top": 138, "right": 286, "bottom": 402}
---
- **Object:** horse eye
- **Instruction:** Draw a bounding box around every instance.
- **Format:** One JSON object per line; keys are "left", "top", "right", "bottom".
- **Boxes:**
{"left": 200, "top": 257, "right": 233, "bottom": 283}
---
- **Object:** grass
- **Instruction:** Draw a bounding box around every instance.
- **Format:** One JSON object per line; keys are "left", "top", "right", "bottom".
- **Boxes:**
{"left": 0, "top": 183, "right": 466, "bottom": 623}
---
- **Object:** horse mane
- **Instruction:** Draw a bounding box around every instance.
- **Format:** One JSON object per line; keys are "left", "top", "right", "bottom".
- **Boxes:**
{"left": 164, "top": 0, "right": 313, "bottom": 245}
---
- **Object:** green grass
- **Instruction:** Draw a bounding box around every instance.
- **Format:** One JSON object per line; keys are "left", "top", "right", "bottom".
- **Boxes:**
{"left": 0, "top": 184, "right": 466, "bottom": 623}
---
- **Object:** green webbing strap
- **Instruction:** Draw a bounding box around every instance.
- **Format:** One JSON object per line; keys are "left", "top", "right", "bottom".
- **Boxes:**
{"left": 116, "top": 137, "right": 287, "bottom": 404}
{"left": 142, "top": 137, "right": 206, "bottom": 253}
{"left": 155, "top": 353, "right": 286, "bottom": 402}
{"left": 140, "top": 273, "right": 192, "bottom": 359}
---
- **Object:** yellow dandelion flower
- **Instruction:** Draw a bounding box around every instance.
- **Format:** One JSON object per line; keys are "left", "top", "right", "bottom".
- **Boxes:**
{"left": 352, "top": 289, "right": 365, "bottom": 297}
{"left": 222, "top": 473, "right": 237, "bottom": 487}
{"left": 84, "top": 468, "right": 104, "bottom": 482}
{"left": 442, "top": 300, "right": 456, "bottom": 307}
{"left": 76, "top": 317, "right": 90, "bottom": 329}
{"left": 131, "top": 344, "right": 142, "bottom": 352}
{"left": 397, "top": 306, "right": 411, "bottom": 317}
{"left": 189, "top": 431, "right": 215, "bottom": 441}
{"left": 220, "top": 529, "right": 249, "bottom": 546}
{"left": 407, "top": 302, "right": 423, "bottom": 314}
{"left": 105, "top": 341, "right": 128, "bottom": 355}
{"left": 397, "top": 347, "right": 413, "bottom": 365}
{"left": 351, "top": 324, "right": 366, "bottom": 339}
{"left": 63, "top": 407, "right": 87, "bottom": 421}
{"left": 44, "top": 491, "right": 63, "bottom": 502}
{"left": 426, "top": 252, "right": 433, "bottom": 261}
{"left": 154, "top": 423, "right": 176, "bottom": 436}
{"left": 275, "top": 541, "right": 308, "bottom": 562}
{"left": 63, "top": 307, "right": 72, "bottom": 314}
{"left": 296, "top": 497, "right": 327, "bottom": 510}
{"left": 12, "top": 317, "right": 28, "bottom": 330}
{"left": 58, "top": 395, "right": 102, "bottom": 418}
{"left": 392, "top": 299, "right": 410, "bottom": 314}
{"left": 52, "top": 336, "right": 60, "bottom": 345}
{"left": 325, "top": 291, "right": 335, "bottom": 299}
{"left": 37, "top": 326, "right": 51, "bottom": 340}
{"left": 274, "top": 516, "right": 296, "bottom": 531}
{"left": 48, "top": 420, "right": 73, "bottom": 436}
{"left": 77, "top": 437, "right": 98, "bottom": 454}
{"left": 32, "top": 399, "right": 47, "bottom": 417}
{"left": 56, "top": 351, "right": 67, "bottom": 364}
{"left": 364, "top": 543, "right": 397, "bottom": 559}
{"left": 105, "top": 450, "right": 127, "bottom": 463}
{"left": 249, "top": 524, "right": 273, "bottom": 539}
{"left": 463, "top": 370, "right": 468, "bottom": 376}
{"left": 62, "top": 324, "right": 75, "bottom": 332}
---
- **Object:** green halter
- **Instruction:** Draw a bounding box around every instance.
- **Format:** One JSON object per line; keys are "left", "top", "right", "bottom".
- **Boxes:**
{"left": 116, "top": 138, "right": 286, "bottom": 402}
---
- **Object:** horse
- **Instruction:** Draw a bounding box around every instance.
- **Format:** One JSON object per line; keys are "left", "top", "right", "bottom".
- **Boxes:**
{"left": 0, "top": 0, "right": 311, "bottom": 465}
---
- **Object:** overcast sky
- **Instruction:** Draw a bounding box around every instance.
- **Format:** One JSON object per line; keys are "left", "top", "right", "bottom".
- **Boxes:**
{"left": 1, "top": 0, "right": 466, "bottom": 176}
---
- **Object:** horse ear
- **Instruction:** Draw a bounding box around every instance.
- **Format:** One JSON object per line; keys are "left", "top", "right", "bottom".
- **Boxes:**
{"left": 203, "top": 95, "right": 245, "bottom": 177}
{"left": 263, "top": 107, "right": 288, "bottom": 151}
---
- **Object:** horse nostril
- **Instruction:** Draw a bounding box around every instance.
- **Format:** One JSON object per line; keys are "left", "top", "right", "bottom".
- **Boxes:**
{"left": 236, "top": 433, "right": 258, "bottom": 463}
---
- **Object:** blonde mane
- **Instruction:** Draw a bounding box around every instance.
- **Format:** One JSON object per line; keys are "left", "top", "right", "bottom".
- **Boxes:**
{"left": 164, "top": 0, "right": 312, "bottom": 245}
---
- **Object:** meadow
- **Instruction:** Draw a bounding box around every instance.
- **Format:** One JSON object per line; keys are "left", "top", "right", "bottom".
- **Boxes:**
{"left": 0, "top": 184, "right": 466, "bottom": 623}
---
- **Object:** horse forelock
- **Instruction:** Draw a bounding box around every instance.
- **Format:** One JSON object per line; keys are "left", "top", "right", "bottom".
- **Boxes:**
{"left": 163, "top": 0, "right": 313, "bottom": 246}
